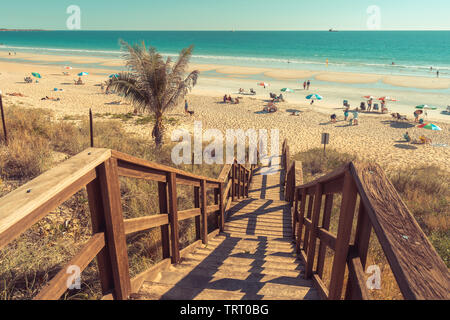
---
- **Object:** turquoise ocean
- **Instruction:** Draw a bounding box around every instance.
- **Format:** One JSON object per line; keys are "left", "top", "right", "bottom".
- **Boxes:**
{"left": 1, "top": 31, "right": 450, "bottom": 78}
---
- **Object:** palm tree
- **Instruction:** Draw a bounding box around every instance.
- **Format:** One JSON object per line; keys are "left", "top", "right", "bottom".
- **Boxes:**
{"left": 107, "top": 40, "right": 199, "bottom": 147}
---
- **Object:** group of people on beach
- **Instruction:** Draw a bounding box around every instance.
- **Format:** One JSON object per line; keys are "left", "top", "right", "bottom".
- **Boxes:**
{"left": 223, "top": 94, "right": 240, "bottom": 104}
{"left": 303, "top": 80, "right": 311, "bottom": 90}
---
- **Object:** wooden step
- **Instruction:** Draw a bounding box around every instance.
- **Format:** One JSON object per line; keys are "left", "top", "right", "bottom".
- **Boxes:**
{"left": 171, "top": 260, "right": 305, "bottom": 278}
{"left": 135, "top": 281, "right": 319, "bottom": 300}
{"left": 185, "top": 252, "right": 304, "bottom": 270}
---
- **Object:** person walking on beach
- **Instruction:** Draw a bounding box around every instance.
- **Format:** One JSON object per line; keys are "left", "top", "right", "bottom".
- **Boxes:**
{"left": 437, "top": 70, "right": 440, "bottom": 78}
{"left": 307, "top": 80, "right": 311, "bottom": 90}
{"left": 184, "top": 100, "right": 189, "bottom": 114}
{"left": 303, "top": 81, "right": 307, "bottom": 90}
{"left": 367, "top": 98, "right": 373, "bottom": 112}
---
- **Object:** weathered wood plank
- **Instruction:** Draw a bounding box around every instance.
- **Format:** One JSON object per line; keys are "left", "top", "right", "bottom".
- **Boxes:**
{"left": 317, "top": 227, "right": 337, "bottom": 250}
{"left": 317, "top": 194, "right": 334, "bottom": 278}
{"left": 98, "top": 158, "right": 131, "bottom": 300}
{"left": 0, "top": 148, "right": 110, "bottom": 250}
{"left": 305, "top": 184, "right": 323, "bottom": 278}
{"left": 296, "top": 189, "right": 307, "bottom": 253}
{"left": 167, "top": 172, "right": 180, "bottom": 264}
{"left": 86, "top": 177, "right": 115, "bottom": 295}
{"left": 200, "top": 179, "right": 208, "bottom": 244}
{"left": 328, "top": 171, "right": 358, "bottom": 300}
{"left": 112, "top": 150, "right": 221, "bottom": 185}
{"left": 350, "top": 162, "right": 450, "bottom": 300}
{"left": 124, "top": 215, "right": 169, "bottom": 235}
{"left": 34, "top": 233, "right": 106, "bottom": 300}
{"left": 345, "top": 247, "right": 371, "bottom": 300}
{"left": 158, "top": 182, "right": 171, "bottom": 259}
{"left": 296, "top": 163, "right": 349, "bottom": 192}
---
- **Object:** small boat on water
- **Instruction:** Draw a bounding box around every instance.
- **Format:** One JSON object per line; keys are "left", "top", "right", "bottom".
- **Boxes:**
{"left": 329, "top": 28, "right": 338, "bottom": 32}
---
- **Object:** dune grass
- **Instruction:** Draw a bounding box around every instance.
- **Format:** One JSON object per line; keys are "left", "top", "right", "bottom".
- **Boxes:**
{"left": 0, "top": 105, "right": 220, "bottom": 300}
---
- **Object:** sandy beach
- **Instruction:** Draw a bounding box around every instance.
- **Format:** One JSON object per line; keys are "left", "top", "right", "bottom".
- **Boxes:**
{"left": 0, "top": 52, "right": 449, "bottom": 173}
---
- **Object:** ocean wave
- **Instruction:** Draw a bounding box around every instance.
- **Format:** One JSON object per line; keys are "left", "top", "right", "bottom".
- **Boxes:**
{"left": 1, "top": 44, "right": 449, "bottom": 74}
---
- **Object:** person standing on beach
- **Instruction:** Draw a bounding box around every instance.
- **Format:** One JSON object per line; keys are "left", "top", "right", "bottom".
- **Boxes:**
{"left": 437, "top": 70, "right": 439, "bottom": 78}
{"left": 307, "top": 80, "right": 310, "bottom": 90}
{"left": 303, "top": 81, "right": 306, "bottom": 90}
{"left": 344, "top": 105, "right": 350, "bottom": 121}
{"left": 184, "top": 100, "right": 189, "bottom": 114}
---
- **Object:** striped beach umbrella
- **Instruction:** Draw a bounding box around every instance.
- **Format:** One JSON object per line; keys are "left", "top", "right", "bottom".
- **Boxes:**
{"left": 379, "top": 96, "right": 397, "bottom": 101}
{"left": 78, "top": 72, "right": 89, "bottom": 76}
{"left": 31, "top": 72, "right": 42, "bottom": 79}
{"left": 363, "top": 95, "right": 375, "bottom": 99}
{"left": 281, "top": 88, "right": 294, "bottom": 93}
{"left": 306, "top": 94, "right": 323, "bottom": 100}
{"left": 416, "top": 104, "right": 437, "bottom": 110}
{"left": 258, "top": 82, "right": 270, "bottom": 87}
{"left": 64, "top": 66, "right": 73, "bottom": 70}
{"left": 417, "top": 123, "right": 441, "bottom": 131}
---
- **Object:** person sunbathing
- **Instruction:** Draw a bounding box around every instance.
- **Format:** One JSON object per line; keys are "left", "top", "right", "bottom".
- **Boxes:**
{"left": 41, "top": 96, "right": 60, "bottom": 101}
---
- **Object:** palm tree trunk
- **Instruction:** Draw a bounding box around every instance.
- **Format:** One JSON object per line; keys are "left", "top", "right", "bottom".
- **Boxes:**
{"left": 152, "top": 114, "right": 164, "bottom": 147}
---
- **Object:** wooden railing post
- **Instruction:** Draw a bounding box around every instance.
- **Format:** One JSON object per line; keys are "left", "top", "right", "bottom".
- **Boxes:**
{"left": 305, "top": 184, "right": 323, "bottom": 278}
{"left": 158, "top": 181, "right": 171, "bottom": 259}
{"left": 296, "top": 189, "right": 307, "bottom": 253}
{"left": 90, "top": 158, "right": 131, "bottom": 299}
{"left": 345, "top": 203, "right": 372, "bottom": 299}
{"left": 231, "top": 162, "right": 236, "bottom": 202}
{"left": 328, "top": 171, "right": 358, "bottom": 300}
{"left": 167, "top": 172, "right": 180, "bottom": 264}
{"left": 292, "top": 189, "right": 299, "bottom": 239}
{"left": 194, "top": 186, "right": 201, "bottom": 241}
{"left": 219, "top": 183, "right": 225, "bottom": 232}
{"left": 317, "top": 194, "right": 334, "bottom": 278}
{"left": 200, "top": 179, "right": 208, "bottom": 244}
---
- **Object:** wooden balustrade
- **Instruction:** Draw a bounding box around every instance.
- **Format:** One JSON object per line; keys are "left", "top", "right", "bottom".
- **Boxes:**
{"left": 281, "top": 140, "right": 450, "bottom": 300}
{"left": 0, "top": 148, "right": 255, "bottom": 300}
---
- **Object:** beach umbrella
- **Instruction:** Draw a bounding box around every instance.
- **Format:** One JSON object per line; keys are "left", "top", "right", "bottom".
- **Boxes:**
{"left": 363, "top": 95, "right": 375, "bottom": 99}
{"left": 64, "top": 66, "right": 73, "bottom": 70}
{"left": 78, "top": 72, "right": 89, "bottom": 76}
{"left": 281, "top": 88, "right": 294, "bottom": 93}
{"left": 258, "top": 82, "right": 270, "bottom": 87}
{"left": 31, "top": 72, "right": 42, "bottom": 79}
{"left": 306, "top": 94, "right": 323, "bottom": 100}
{"left": 417, "top": 123, "right": 441, "bottom": 131}
{"left": 109, "top": 74, "right": 119, "bottom": 79}
{"left": 415, "top": 104, "right": 437, "bottom": 110}
{"left": 379, "top": 96, "right": 397, "bottom": 101}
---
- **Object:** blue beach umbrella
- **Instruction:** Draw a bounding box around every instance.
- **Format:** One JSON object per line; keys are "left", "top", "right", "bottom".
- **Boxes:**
{"left": 306, "top": 94, "right": 323, "bottom": 100}
{"left": 109, "top": 73, "right": 119, "bottom": 79}
{"left": 78, "top": 72, "right": 89, "bottom": 76}
{"left": 31, "top": 72, "right": 42, "bottom": 79}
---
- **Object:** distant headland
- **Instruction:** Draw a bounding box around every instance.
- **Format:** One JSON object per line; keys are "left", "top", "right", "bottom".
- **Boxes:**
{"left": 0, "top": 29, "right": 47, "bottom": 32}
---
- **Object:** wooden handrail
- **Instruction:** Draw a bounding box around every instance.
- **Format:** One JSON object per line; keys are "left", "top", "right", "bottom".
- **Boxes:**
{"left": 281, "top": 140, "right": 450, "bottom": 300}
{"left": 0, "top": 147, "right": 255, "bottom": 300}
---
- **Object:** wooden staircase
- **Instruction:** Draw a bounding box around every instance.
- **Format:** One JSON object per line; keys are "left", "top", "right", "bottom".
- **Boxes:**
{"left": 1, "top": 143, "right": 448, "bottom": 300}
{"left": 132, "top": 157, "right": 320, "bottom": 300}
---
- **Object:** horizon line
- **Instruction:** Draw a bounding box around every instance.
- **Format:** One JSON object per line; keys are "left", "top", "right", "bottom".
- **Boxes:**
{"left": 2, "top": 29, "right": 450, "bottom": 32}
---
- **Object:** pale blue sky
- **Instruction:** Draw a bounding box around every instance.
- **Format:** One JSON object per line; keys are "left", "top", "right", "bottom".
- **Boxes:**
{"left": 1, "top": 0, "right": 449, "bottom": 30}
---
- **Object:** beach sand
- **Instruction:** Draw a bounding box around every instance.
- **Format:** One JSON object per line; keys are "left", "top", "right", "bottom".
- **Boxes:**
{"left": 0, "top": 55, "right": 449, "bottom": 173}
